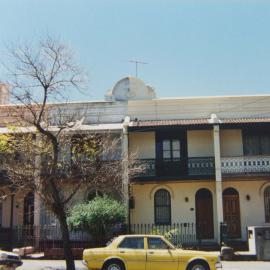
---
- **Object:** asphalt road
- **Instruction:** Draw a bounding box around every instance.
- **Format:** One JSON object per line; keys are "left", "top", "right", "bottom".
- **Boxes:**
{"left": 16, "top": 260, "right": 270, "bottom": 270}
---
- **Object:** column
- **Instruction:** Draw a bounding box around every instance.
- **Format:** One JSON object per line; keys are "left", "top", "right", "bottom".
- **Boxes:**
{"left": 122, "top": 116, "right": 130, "bottom": 226}
{"left": 213, "top": 124, "right": 224, "bottom": 243}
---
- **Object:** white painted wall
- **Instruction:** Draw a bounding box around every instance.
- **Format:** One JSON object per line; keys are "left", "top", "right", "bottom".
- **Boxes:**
{"left": 187, "top": 130, "right": 214, "bottom": 157}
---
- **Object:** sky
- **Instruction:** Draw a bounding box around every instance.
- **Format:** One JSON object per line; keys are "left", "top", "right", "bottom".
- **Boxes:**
{"left": 1, "top": 0, "right": 270, "bottom": 101}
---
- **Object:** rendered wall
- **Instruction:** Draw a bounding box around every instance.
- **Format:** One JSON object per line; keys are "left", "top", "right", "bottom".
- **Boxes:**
{"left": 129, "top": 132, "right": 156, "bottom": 159}
{"left": 131, "top": 180, "right": 269, "bottom": 241}
{"left": 131, "top": 181, "right": 218, "bottom": 240}
{"left": 187, "top": 130, "right": 214, "bottom": 157}
{"left": 220, "top": 129, "right": 243, "bottom": 157}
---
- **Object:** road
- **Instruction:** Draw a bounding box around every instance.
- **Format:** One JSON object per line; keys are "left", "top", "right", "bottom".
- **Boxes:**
{"left": 16, "top": 260, "right": 270, "bottom": 270}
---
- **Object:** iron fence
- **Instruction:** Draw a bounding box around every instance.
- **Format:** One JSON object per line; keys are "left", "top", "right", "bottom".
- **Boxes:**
{"left": 129, "top": 223, "right": 198, "bottom": 247}
{"left": 9, "top": 222, "right": 200, "bottom": 252}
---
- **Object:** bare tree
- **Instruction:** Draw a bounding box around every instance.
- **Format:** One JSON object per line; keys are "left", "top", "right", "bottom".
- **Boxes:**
{"left": 0, "top": 37, "right": 141, "bottom": 270}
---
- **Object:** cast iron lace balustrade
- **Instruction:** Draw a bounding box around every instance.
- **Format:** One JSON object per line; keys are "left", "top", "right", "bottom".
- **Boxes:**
{"left": 133, "top": 157, "right": 215, "bottom": 178}
{"left": 188, "top": 157, "right": 215, "bottom": 176}
{"left": 221, "top": 155, "right": 270, "bottom": 174}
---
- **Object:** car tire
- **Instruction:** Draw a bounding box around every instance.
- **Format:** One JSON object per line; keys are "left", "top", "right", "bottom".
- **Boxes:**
{"left": 103, "top": 260, "right": 125, "bottom": 270}
{"left": 187, "top": 261, "right": 210, "bottom": 270}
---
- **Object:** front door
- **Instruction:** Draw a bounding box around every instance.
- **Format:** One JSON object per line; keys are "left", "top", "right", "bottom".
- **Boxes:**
{"left": 23, "top": 192, "right": 34, "bottom": 226}
{"left": 223, "top": 188, "right": 241, "bottom": 238}
{"left": 195, "top": 188, "right": 214, "bottom": 239}
{"left": 146, "top": 237, "right": 178, "bottom": 270}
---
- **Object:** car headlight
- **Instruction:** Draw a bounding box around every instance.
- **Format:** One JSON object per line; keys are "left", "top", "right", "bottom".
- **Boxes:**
{"left": 0, "top": 253, "right": 8, "bottom": 259}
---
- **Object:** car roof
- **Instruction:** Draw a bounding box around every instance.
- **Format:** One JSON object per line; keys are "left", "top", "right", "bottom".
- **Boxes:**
{"left": 118, "top": 234, "right": 164, "bottom": 238}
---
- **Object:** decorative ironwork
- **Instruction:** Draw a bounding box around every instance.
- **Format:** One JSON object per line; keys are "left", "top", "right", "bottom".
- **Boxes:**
{"left": 133, "top": 159, "right": 156, "bottom": 177}
{"left": 133, "top": 157, "right": 215, "bottom": 178}
{"left": 11, "top": 223, "right": 200, "bottom": 251}
{"left": 188, "top": 157, "right": 215, "bottom": 176}
{"left": 221, "top": 156, "right": 270, "bottom": 174}
{"left": 129, "top": 223, "right": 198, "bottom": 247}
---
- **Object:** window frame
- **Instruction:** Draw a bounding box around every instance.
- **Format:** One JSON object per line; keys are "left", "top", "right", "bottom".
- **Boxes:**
{"left": 154, "top": 189, "right": 171, "bottom": 225}
{"left": 117, "top": 236, "right": 145, "bottom": 250}
{"left": 162, "top": 138, "right": 181, "bottom": 161}
{"left": 243, "top": 130, "right": 270, "bottom": 156}
{"left": 147, "top": 237, "right": 172, "bottom": 250}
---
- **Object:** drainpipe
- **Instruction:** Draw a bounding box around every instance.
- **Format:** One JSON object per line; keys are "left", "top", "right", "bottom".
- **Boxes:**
{"left": 122, "top": 116, "right": 130, "bottom": 232}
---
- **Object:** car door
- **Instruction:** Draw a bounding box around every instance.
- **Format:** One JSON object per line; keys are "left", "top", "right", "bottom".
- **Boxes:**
{"left": 117, "top": 236, "right": 146, "bottom": 270}
{"left": 146, "top": 236, "right": 179, "bottom": 270}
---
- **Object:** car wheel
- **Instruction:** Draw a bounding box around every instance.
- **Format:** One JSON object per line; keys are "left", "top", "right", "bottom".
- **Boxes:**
{"left": 103, "top": 261, "right": 124, "bottom": 270}
{"left": 188, "top": 261, "right": 209, "bottom": 270}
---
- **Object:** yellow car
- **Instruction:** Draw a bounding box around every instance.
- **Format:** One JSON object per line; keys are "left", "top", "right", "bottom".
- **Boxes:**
{"left": 83, "top": 235, "right": 222, "bottom": 270}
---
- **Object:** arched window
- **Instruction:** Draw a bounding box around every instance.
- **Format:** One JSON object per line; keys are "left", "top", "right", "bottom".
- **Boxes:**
{"left": 154, "top": 189, "right": 171, "bottom": 225}
{"left": 264, "top": 186, "right": 270, "bottom": 223}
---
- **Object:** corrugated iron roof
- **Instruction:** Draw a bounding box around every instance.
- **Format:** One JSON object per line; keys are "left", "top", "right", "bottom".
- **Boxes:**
{"left": 130, "top": 117, "right": 270, "bottom": 127}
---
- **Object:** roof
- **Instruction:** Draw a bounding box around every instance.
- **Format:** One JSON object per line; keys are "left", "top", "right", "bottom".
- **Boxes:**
{"left": 130, "top": 117, "right": 270, "bottom": 128}
{"left": 0, "top": 123, "right": 123, "bottom": 134}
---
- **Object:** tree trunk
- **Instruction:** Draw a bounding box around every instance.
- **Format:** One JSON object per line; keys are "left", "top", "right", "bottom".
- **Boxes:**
{"left": 58, "top": 212, "right": 76, "bottom": 270}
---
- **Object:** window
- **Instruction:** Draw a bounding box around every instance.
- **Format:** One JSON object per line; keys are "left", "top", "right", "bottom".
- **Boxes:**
{"left": 118, "top": 237, "right": 144, "bottom": 249}
{"left": 162, "top": 139, "right": 181, "bottom": 161}
{"left": 148, "top": 237, "right": 170, "bottom": 249}
{"left": 154, "top": 189, "right": 171, "bottom": 225}
{"left": 264, "top": 186, "right": 270, "bottom": 223}
{"left": 243, "top": 132, "right": 270, "bottom": 155}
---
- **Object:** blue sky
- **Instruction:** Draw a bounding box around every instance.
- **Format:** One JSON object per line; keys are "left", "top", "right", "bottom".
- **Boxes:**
{"left": 1, "top": 0, "right": 270, "bottom": 101}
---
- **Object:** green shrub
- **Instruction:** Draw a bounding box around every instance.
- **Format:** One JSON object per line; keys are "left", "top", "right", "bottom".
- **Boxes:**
{"left": 68, "top": 196, "right": 126, "bottom": 239}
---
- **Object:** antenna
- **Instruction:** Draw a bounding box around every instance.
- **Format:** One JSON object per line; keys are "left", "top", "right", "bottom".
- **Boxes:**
{"left": 128, "top": 60, "right": 148, "bottom": 77}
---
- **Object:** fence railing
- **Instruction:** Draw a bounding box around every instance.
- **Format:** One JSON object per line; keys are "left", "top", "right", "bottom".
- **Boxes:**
{"left": 133, "top": 158, "right": 215, "bottom": 178}
{"left": 8, "top": 223, "right": 200, "bottom": 251}
{"left": 221, "top": 155, "right": 270, "bottom": 174}
{"left": 129, "top": 223, "right": 198, "bottom": 247}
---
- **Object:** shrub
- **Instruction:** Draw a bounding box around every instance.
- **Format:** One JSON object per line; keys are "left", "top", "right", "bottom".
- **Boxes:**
{"left": 68, "top": 196, "right": 126, "bottom": 243}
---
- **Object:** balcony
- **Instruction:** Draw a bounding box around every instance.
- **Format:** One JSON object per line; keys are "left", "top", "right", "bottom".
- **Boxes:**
{"left": 221, "top": 155, "right": 270, "bottom": 175}
{"left": 133, "top": 157, "right": 215, "bottom": 179}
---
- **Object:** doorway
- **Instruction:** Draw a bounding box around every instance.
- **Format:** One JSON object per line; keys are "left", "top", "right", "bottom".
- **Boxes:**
{"left": 223, "top": 188, "right": 241, "bottom": 238}
{"left": 23, "top": 192, "right": 34, "bottom": 226}
{"left": 195, "top": 188, "right": 214, "bottom": 239}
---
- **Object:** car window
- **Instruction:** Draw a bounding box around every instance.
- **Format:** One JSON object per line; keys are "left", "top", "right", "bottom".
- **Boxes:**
{"left": 118, "top": 237, "right": 144, "bottom": 249}
{"left": 147, "top": 237, "right": 170, "bottom": 249}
